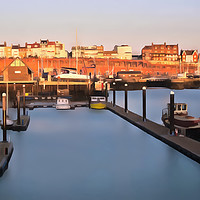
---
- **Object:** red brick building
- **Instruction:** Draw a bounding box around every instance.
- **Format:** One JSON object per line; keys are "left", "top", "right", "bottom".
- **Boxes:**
{"left": 0, "top": 57, "right": 186, "bottom": 79}
{"left": 2, "top": 57, "right": 33, "bottom": 81}
{"left": 142, "top": 42, "right": 179, "bottom": 63}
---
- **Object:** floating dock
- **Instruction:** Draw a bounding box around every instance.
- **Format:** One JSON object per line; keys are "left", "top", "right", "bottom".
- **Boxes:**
{"left": 27, "top": 101, "right": 89, "bottom": 110}
{"left": 1, "top": 115, "right": 30, "bottom": 131}
{"left": 11, "top": 115, "right": 30, "bottom": 131}
{"left": 106, "top": 102, "right": 200, "bottom": 164}
{"left": 0, "top": 142, "right": 14, "bottom": 177}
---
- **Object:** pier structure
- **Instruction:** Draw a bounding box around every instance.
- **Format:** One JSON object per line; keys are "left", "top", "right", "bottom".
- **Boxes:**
{"left": 106, "top": 90, "right": 200, "bottom": 164}
{"left": 0, "top": 93, "right": 14, "bottom": 177}
{"left": 0, "top": 90, "right": 30, "bottom": 131}
{"left": 0, "top": 78, "right": 92, "bottom": 103}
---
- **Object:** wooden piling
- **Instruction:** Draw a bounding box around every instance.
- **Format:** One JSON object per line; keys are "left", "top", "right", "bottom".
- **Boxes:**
{"left": 23, "top": 85, "right": 26, "bottom": 115}
{"left": 105, "top": 82, "right": 108, "bottom": 102}
{"left": 2, "top": 93, "right": 7, "bottom": 142}
{"left": 142, "top": 86, "right": 146, "bottom": 122}
{"left": 13, "top": 83, "right": 16, "bottom": 91}
{"left": 17, "top": 90, "right": 20, "bottom": 125}
{"left": 113, "top": 90, "right": 116, "bottom": 106}
{"left": 170, "top": 91, "right": 175, "bottom": 135}
{"left": 113, "top": 82, "right": 116, "bottom": 106}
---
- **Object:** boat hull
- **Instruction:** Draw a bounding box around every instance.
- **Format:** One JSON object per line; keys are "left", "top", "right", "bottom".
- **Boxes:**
{"left": 90, "top": 103, "right": 106, "bottom": 109}
{"left": 174, "top": 117, "right": 199, "bottom": 127}
{"left": 56, "top": 105, "right": 71, "bottom": 110}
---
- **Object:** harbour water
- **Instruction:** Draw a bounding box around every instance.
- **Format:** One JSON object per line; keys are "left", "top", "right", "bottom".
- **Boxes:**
{"left": 0, "top": 89, "right": 200, "bottom": 200}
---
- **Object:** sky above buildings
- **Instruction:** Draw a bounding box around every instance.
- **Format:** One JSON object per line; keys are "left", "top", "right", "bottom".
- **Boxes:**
{"left": 1, "top": 0, "right": 200, "bottom": 54}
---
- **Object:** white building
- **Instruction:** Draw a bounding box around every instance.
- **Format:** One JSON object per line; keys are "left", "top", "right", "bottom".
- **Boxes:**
{"left": 114, "top": 45, "right": 132, "bottom": 60}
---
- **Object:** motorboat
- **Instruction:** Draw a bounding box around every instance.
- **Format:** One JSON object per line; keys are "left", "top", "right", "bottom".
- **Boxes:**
{"left": 89, "top": 96, "right": 106, "bottom": 109}
{"left": 56, "top": 97, "right": 71, "bottom": 110}
{"left": 162, "top": 103, "right": 200, "bottom": 141}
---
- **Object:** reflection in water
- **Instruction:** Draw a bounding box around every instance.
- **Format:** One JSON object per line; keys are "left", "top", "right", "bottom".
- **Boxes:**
{"left": 0, "top": 89, "right": 200, "bottom": 200}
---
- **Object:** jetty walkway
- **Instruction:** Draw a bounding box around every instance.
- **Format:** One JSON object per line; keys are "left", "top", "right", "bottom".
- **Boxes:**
{"left": 106, "top": 102, "right": 200, "bottom": 164}
{"left": 0, "top": 142, "right": 13, "bottom": 177}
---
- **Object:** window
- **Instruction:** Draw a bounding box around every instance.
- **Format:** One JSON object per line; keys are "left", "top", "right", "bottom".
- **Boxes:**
{"left": 178, "top": 105, "right": 181, "bottom": 111}
{"left": 182, "top": 104, "right": 186, "bottom": 110}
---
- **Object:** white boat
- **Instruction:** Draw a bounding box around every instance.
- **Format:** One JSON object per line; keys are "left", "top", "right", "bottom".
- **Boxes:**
{"left": 0, "top": 115, "right": 14, "bottom": 127}
{"left": 55, "top": 71, "right": 89, "bottom": 80}
{"left": 56, "top": 97, "right": 71, "bottom": 110}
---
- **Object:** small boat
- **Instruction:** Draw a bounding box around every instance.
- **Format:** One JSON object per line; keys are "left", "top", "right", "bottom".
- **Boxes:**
{"left": 56, "top": 97, "right": 71, "bottom": 110}
{"left": 162, "top": 103, "right": 200, "bottom": 140}
{"left": 89, "top": 96, "right": 106, "bottom": 109}
{"left": 0, "top": 115, "right": 14, "bottom": 128}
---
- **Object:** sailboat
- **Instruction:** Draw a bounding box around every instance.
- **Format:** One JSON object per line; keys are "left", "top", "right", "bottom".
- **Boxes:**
{"left": 54, "top": 29, "right": 89, "bottom": 80}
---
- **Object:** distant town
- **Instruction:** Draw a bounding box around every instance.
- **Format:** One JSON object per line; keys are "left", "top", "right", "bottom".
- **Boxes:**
{"left": 0, "top": 39, "right": 199, "bottom": 82}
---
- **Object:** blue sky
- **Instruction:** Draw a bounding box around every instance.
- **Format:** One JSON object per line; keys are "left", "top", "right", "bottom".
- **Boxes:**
{"left": 1, "top": 0, "right": 200, "bottom": 53}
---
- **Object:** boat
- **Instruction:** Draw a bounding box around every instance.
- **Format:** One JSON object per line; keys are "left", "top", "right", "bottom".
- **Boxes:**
{"left": 0, "top": 115, "right": 14, "bottom": 128}
{"left": 89, "top": 96, "right": 106, "bottom": 109}
{"left": 54, "top": 70, "right": 89, "bottom": 80}
{"left": 56, "top": 97, "right": 71, "bottom": 110}
{"left": 162, "top": 103, "right": 200, "bottom": 141}
{"left": 5, "top": 116, "right": 14, "bottom": 126}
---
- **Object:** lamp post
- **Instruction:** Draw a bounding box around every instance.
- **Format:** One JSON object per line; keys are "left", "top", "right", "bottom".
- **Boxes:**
{"left": 23, "top": 85, "right": 26, "bottom": 115}
{"left": 170, "top": 91, "right": 175, "bottom": 135}
{"left": 142, "top": 86, "right": 147, "bottom": 122}
{"left": 124, "top": 83, "right": 128, "bottom": 112}
{"left": 2, "top": 93, "right": 7, "bottom": 142}
{"left": 113, "top": 82, "right": 116, "bottom": 106}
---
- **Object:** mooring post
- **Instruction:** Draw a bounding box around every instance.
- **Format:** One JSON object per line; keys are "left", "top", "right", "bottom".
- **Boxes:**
{"left": 142, "top": 86, "right": 147, "bottom": 122}
{"left": 2, "top": 93, "right": 7, "bottom": 142}
{"left": 13, "top": 83, "right": 16, "bottom": 107}
{"left": 88, "top": 80, "right": 91, "bottom": 95}
{"left": 113, "top": 82, "right": 116, "bottom": 106}
{"left": 105, "top": 82, "right": 108, "bottom": 102}
{"left": 23, "top": 85, "right": 26, "bottom": 115}
{"left": 124, "top": 83, "right": 128, "bottom": 112}
{"left": 170, "top": 91, "right": 175, "bottom": 135}
{"left": 17, "top": 90, "right": 20, "bottom": 125}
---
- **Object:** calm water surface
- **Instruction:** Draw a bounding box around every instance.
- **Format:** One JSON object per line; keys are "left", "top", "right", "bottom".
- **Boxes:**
{"left": 0, "top": 89, "right": 200, "bottom": 200}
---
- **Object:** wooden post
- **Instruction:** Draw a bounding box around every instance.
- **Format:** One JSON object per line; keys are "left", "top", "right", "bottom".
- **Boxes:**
{"left": 124, "top": 83, "right": 128, "bottom": 112}
{"left": 17, "top": 90, "right": 20, "bottom": 125}
{"left": 170, "top": 91, "right": 175, "bottom": 135}
{"left": 105, "top": 82, "right": 108, "bottom": 102}
{"left": 13, "top": 83, "right": 16, "bottom": 107}
{"left": 113, "top": 82, "right": 116, "bottom": 106}
{"left": 13, "top": 83, "right": 16, "bottom": 91}
{"left": 2, "top": 93, "right": 7, "bottom": 142}
{"left": 142, "top": 86, "right": 147, "bottom": 122}
{"left": 23, "top": 85, "right": 26, "bottom": 115}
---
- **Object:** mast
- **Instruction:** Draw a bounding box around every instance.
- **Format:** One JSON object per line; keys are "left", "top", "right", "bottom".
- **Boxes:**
{"left": 76, "top": 29, "right": 78, "bottom": 72}
{"left": 4, "top": 57, "right": 8, "bottom": 114}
